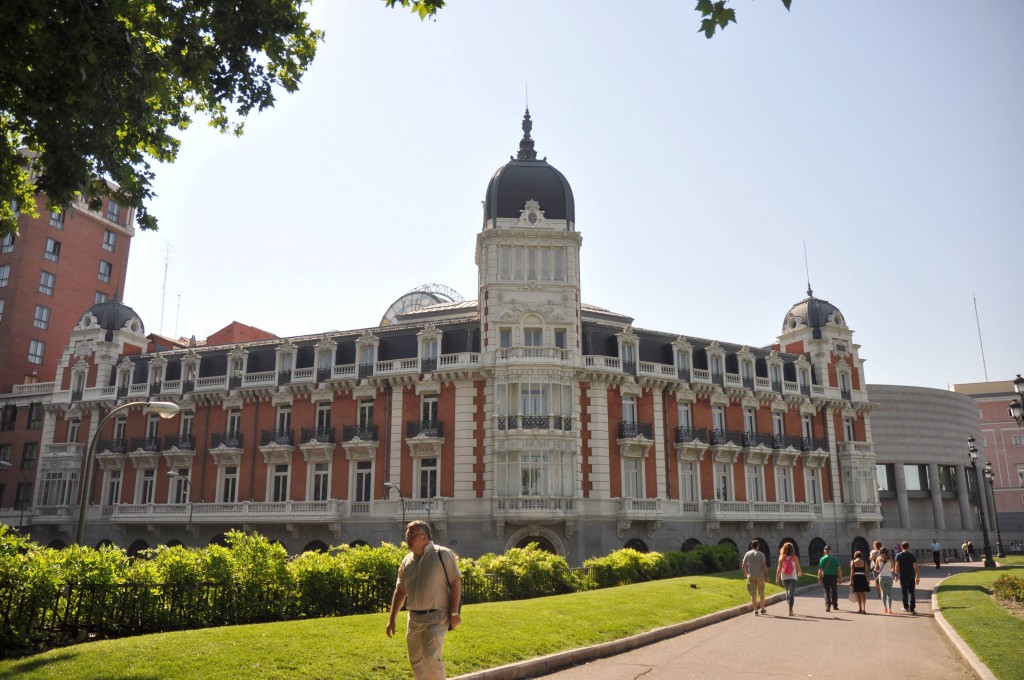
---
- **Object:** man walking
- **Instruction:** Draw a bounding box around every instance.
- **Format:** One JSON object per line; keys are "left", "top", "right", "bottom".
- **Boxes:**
{"left": 930, "top": 539, "right": 942, "bottom": 569}
{"left": 893, "top": 540, "right": 920, "bottom": 614}
{"left": 741, "top": 540, "right": 768, "bottom": 615}
{"left": 386, "top": 520, "right": 462, "bottom": 679}
{"left": 817, "top": 545, "right": 844, "bottom": 612}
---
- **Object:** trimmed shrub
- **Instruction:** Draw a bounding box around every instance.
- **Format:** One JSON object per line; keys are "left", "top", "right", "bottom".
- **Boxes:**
{"left": 992, "top": 574, "right": 1024, "bottom": 603}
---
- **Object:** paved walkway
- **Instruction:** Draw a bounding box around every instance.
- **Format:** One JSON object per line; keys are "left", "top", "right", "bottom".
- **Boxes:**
{"left": 456, "top": 564, "right": 987, "bottom": 680}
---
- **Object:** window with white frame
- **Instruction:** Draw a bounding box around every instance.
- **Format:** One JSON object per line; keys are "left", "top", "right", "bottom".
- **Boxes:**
{"left": 496, "top": 382, "right": 572, "bottom": 427}
{"left": 622, "top": 395, "right": 638, "bottom": 423}
{"left": 227, "top": 410, "right": 241, "bottom": 435}
{"left": 49, "top": 210, "right": 64, "bottom": 229}
{"left": 714, "top": 462, "right": 732, "bottom": 501}
{"left": 1, "top": 233, "right": 13, "bottom": 253}
{"left": 137, "top": 469, "right": 155, "bottom": 504}
{"left": 801, "top": 415, "right": 813, "bottom": 440}
{"left": 358, "top": 400, "right": 373, "bottom": 427}
{"left": 311, "top": 462, "right": 329, "bottom": 501}
{"left": 106, "top": 200, "right": 120, "bottom": 223}
{"left": 359, "top": 344, "right": 374, "bottom": 370}
{"left": 712, "top": 405, "right": 725, "bottom": 432}
{"left": 839, "top": 371, "right": 850, "bottom": 394}
{"left": 775, "top": 465, "right": 793, "bottom": 502}
{"left": 271, "top": 464, "right": 289, "bottom": 502}
{"left": 523, "top": 328, "right": 542, "bottom": 346}
{"left": 146, "top": 414, "right": 160, "bottom": 440}
{"left": 745, "top": 464, "right": 764, "bottom": 502}
{"left": 421, "top": 395, "right": 438, "bottom": 423}
{"left": 679, "top": 461, "right": 699, "bottom": 502}
{"left": 276, "top": 406, "right": 291, "bottom": 434}
{"left": 316, "top": 403, "right": 331, "bottom": 431}
{"left": 180, "top": 413, "right": 194, "bottom": 438}
{"left": 622, "top": 457, "right": 643, "bottom": 498}
{"left": 844, "top": 418, "right": 855, "bottom": 441}
{"left": 98, "top": 260, "right": 113, "bottom": 283}
{"left": 554, "top": 329, "right": 566, "bottom": 350}
{"left": 772, "top": 412, "right": 784, "bottom": 436}
{"left": 44, "top": 237, "right": 61, "bottom": 262}
{"left": 68, "top": 419, "right": 80, "bottom": 443}
{"left": 171, "top": 468, "right": 190, "bottom": 504}
{"left": 28, "top": 339, "right": 45, "bottom": 364}
{"left": 102, "top": 229, "right": 116, "bottom": 251}
{"left": 1017, "top": 465, "right": 1024, "bottom": 487}
{"left": 33, "top": 304, "right": 50, "bottom": 330}
{"left": 498, "top": 245, "right": 566, "bottom": 282}
{"left": 495, "top": 449, "right": 573, "bottom": 496}
{"left": 805, "top": 467, "right": 822, "bottom": 504}
{"left": 743, "top": 407, "right": 756, "bottom": 434}
{"left": 678, "top": 402, "right": 692, "bottom": 428}
{"left": 40, "top": 471, "right": 77, "bottom": 506}
{"left": 221, "top": 465, "right": 238, "bottom": 503}
{"left": 417, "top": 457, "right": 438, "bottom": 499}
{"left": 0, "top": 264, "right": 8, "bottom": 287}
{"left": 0, "top": 299, "right": 4, "bottom": 321}
{"left": 114, "top": 416, "right": 127, "bottom": 442}
{"left": 499, "top": 328, "right": 512, "bottom": 349}
{"left": 1012, "top": 435, "right": 1024, "bottom": 447}
{"left": 105, "top": 470, "right": 121, "bottom": 505}
{"left": 354, "top": 460, "right": 372, "bottom": 502}
{"left": 38, "top": 270, "right": 55, "bottom": 295}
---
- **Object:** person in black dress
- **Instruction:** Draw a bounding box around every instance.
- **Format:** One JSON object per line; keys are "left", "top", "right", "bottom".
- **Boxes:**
{"left": 850, "top": 550, "right": 871, "bottom": 614}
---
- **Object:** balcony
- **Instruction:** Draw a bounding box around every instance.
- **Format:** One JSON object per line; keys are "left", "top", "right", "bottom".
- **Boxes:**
{"left": 300, "top": 427, "right": 336, "bottom": 444}
{"left": 210, "top": 432, "right": 243, "bottom": 449}
{"left": 97, "top": 439, "right": 127, "bottom": 454}
{"left": 343, "top": 424, "right": 378, "bottom": 442}
{"left": 498, "top": 346, "right": 571, "bottom": 363}
{"left": 420, "top": 357, "right": 437, "bottom": 373}
{"left": 674, "top": 426, "right": 707, "bottom": 443}
{"left": 129, "top": 436, "right": 161, "bottom": 453}
{"left": 677, "top": 367, "right": 691, "bottom": 381}
{"left": 342, "top": 424, "right": 378, "bottom": 461}
{"left": 44, "top": 442, "right": 84, "bottom": 456}
{"left": 618, "top": 421, "right": 652, "bottom": 439}
{"left": 497, "top": 415, "right": 573, "bottom": 432}
{"left": 703, "top": 499, "right": 821, "bottom": 524}
{"left": 492, "top": 496, "right": 577, "bottom": 530}
{"left": 106, "top": 499, "right": 348, "bottom": 523}
{"left": 616, "top": 497, "right": 662, "bottom": 520}
{"left": 261, "top": 429, "right": 294, "bottom": 446}
{"left": 163, "top": 434, "right": 195, "bottom": 451}
{"left": 407, "top": 420, "right": 443, "bottom": 439}
{"left": 709, "top": 429, "right": 743, "bottom": 446}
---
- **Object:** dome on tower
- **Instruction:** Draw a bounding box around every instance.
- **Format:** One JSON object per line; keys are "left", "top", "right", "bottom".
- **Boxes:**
{"left": 483, "top": 110, "right": 575, "bottom": 228}
{"left": 782, "top": 287, "right": 846, "bottom": 338}
{"left": 79, "top": 297, "right": 145, "bottom": 337}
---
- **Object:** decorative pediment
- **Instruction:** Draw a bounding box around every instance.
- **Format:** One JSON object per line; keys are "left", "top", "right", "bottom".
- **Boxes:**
{"left": 773, "top": 446, "right": 801, "bottom": 468}
{"left": 407, "top": 434, "right": 444, "bottom": 459}
{"left": 271, "top": 391, "right": 294, "bottom": 407}
{"left": 416, "top": 379, "right": 442, "bottom": 396}
{"left": 222, "top": 394, "right": 243, "bottom": 411}
{"left": 259, "top": 443, "right": 295, "bottom": 465}
{"left": 798, "top": 402, "right": 817, "bottom": 416}
{"left": 620, "top": 382, "right": 642, "bottom": 398}
{"left": 163, "top": 449, "right": 196, "bottom": 469}
{"left": 128, "top": 450, "right": 160, "bottom": 469}
{"left": 770, "top": 398, "right": 789, "bottom": 413}
{"left": 311, "top": 386, "right": 334, "bottom": 403}
{"left": 744, "top": 444, "right": 773, "bottom": 466}
{"left": 343, "top": 439, "right": 378, "bottom": 461}
{"left": 674, "top": 386, "right": 697, "bottom": 404}
{"left": 618, "top": 435, "right": 653, "bottom": 459}
{"left": 300, "top": 441, "right": 335, "bottom": 463}
{"left": 515, "top": 200, "right": 548, "bottom": 228}
{"left": 802, "top": 448, "right": 830, "bottom": 469}
{"left": 675, "top": 439, "right": 708, "bottom": 462}
{"left": 740, "top": 395, "right": 760, "bottom": 409}
{"left": 96, "top": 452, "right": 127, "bottom": 471}
{"left": 711, "top": 442, "right": 743, "bottom": 464}
{"left": 352, "top": 384, "right": 376, "bottom": 400}
{"left": 709, "top": 391, "right": 730, "bottom": 407}
{"left": 210, "top": 444, "right": 243, "bottom": 467}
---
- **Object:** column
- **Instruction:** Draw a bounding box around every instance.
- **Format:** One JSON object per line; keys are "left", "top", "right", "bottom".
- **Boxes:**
{"left": 452, "top": 380, "right": 478, "bottom": 497}
{"left": 893, "top": 462, "right": 910, "bottom": 529}
{"left": 387, "top": 387, "right": 402, "bottom": 488}
{"left": 585, "top": 385, "right": 610, "bottom": 499}
{"left": 927, "top": 463, "right": 945, "bottom": 531}
{"left": 955, "top": 464, "right": 973, "bottom": 531}
{"left": 651, "top": 388, "right": 666, "bottom": 498}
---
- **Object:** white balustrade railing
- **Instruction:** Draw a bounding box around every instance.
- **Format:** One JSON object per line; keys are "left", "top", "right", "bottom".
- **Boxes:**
{"left": 12, "top": 381, "right": 56, "bottom": 395}
{"left": 293, "top": 367, "right": 315, "bottom": 381}
{"left": 128, "top": 383, "right": 149, "bottom": 396}
{"left": 44, "top": 442, "right": 84, "bottom": 456}
{"left": 691, "top": 368, "right": 711, "bottom": 383}
{"left": 333, "top": 364, "right": 357, "bottom": 379}
{"left": 582, "top": 355, "right": 622, "bottom": 371}
{"left": 196, "top": 376, "right": 228, "bottom": 390}
{"left": 242, "top": 371, "right": 276, "bottom": 386}
{"left": 438, "top": 352, "right": 480, "bottom": 368}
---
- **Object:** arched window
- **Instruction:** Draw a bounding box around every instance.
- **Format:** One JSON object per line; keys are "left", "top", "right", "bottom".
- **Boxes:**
{"left": 303, "top": 540, "right": 329, "bottom": 553}
{"left": 208, "top": 533, "right": 229, "bottom": 547}
{"left": 127, "top": 539, "right": 149, "bottom": 557}
{"left": 681, "top": 538, "right": 702, "bottom": 552}
{"left": 349, "top": 539, "right": 369, "bottom": 548}
{"left": 46, "top": 539, "right": 67, "bottom": 550}
{"left": 624, "top": 538, "right": 648, "bottom": 553}
{"left": 166, "top": 539, "right": 184, "bottom": 548}
{"left": 94, "top": 539, "right": 115, "bottom": 550}
{"left": 514, "top": 536, "right": 556, "bottom": 553}
{"left": 808, "top": 537, "right": 827, "bottom": 566}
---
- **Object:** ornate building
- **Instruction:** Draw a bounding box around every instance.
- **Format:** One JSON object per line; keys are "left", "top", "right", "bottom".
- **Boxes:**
{"left": 2, "top": 112, "right": 985, "bottom": 564}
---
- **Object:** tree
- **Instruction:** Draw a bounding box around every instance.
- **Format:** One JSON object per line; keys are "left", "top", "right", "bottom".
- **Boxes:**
{"left": 696, "top": 0, "right": 792, "bottom": 39}
{"left": 0, "top": 1, "right": 323, "bottom": 236}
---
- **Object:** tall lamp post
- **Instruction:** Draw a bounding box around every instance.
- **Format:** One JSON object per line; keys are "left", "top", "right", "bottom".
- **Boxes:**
{"left": 1008, "top": 374, "right": 1024, "bottom": 427}
{"left": 967, "top": 436, "right": 996, "bottom": 568}
{"left": 76, "top": 401, "right": 179, "bottom": 545}
{"left": 983, "top": 461, "right": 1006, "bottom": 558}
{"left": 383, "top": 481, "right": 406, "bottom": 534}
{"left": 0, "top": 460, "right": 28, "bottom": 532}
{"left": 167, "top": 470, "right": 194, "bottom": 540}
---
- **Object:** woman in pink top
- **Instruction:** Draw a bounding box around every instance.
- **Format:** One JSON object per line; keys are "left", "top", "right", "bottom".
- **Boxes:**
{"left": 775, "top": 542, "right": 803, "bottom": 616}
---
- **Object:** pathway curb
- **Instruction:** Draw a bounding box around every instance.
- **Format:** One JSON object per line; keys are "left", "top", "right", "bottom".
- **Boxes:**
{"left": 931, "top": 577, "right": 997, "bottom": 680}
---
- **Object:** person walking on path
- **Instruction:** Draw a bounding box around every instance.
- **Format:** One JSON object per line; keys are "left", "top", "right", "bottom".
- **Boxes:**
{"left": 874, "top": 547, "right": 895, "bottom": 614}
{"left": 869, "top": 540, "right": 883, "bottom": 599}
{"left": 849, "top": 550, "right": 872, "bottom": 614}
{"left": 741, "top": 540, "right": 768, "bottom": 615}
{"left": 775, "top": 542, "right": 803, "bottom": 616}
{"left": 894, "top": 540, "right": 921, "bottom": 614}
{"left": 930, "top": 539, "right": 942, "bottom": 569}
{"left": 961, "top": 539, "right": 970, "bottom": 562}
{"left": 386, "top": 520, "right": 462, "bottom": 680}
{"left": 817, "top": 545, "right": 844, "bottom": 612}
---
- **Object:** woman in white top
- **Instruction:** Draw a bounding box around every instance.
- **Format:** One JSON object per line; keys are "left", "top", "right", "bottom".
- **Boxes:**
{"left": 875, "top": 547, "right": 895, "bottom": 614}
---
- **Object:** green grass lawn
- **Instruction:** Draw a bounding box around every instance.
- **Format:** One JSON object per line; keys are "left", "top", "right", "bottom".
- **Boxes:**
{"left": 937, "top": 562, "right": 1024, "bottom": 680}
{"left": 0, "top": 571, "right": 800, "bottom": 680}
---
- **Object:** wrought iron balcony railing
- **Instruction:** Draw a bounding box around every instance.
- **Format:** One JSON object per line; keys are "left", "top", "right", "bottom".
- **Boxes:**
{"left": 618, "top": 421, "right": 652, "bottom": 439}
{"left": 300, "top": 426, "right": 336, "bottom": 444}
{"left": 98, "top": 439, "right": 127, "bottom": 454}
{"left": 163, "top": 434, "right": 195, "bottom": 450}
{"left": 674, "top": 426, "right": 707, "bottom": 443}
{"left": 358, "top": 363, "right": 374, "bottom": 379}
{"left": 343, "top": 424, "right": 378, "bottom": 442}
{"left": 261, "top": 429, "right": 294, "bottom": 446}
{"left": 129, "top": 436, "right": 161, "bottom": 452}
{"left": 407, "top": 420, "right": 443, "bottom": 438}
{"left": 677, "top": 367, "right": 691, "bottom": 381}
{"left": 420, "top": 358, "right": 437, "bottom": 373}
{"left": 497, "top": 415, "right": 573, "bottom": 432}
{"left": 709, "top": 429, "right": 743, "bottom": 446}
{"left": 211, "top": 432, "right": 243, "bottom": 448}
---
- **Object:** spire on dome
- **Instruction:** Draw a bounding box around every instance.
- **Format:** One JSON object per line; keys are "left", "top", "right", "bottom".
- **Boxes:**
{"left": 516, "top": 108, "right": 537, "bottom": 160}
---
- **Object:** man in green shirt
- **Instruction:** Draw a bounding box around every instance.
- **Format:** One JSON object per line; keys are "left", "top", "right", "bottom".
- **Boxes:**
{"left": 817, "top": 545, "right": 844, "bottom": 612}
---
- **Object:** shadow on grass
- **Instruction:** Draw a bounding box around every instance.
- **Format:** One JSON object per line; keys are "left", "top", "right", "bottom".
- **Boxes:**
{"left": 935, "top": 584, "right": 990, "bottom": 595}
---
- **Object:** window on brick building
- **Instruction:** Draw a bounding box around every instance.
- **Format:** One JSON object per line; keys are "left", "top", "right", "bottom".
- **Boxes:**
{"left": 49, "top": 210, "right": 64, "bottom": 229}
{"left": 33, "top": 305, "right": 50, "bottom": 330}
{"left": 95, "top": 291, "right": 108, "bottom": 304}
{"left": 1013, "top": 435, "right": 1024, "bottom": 447}
{"left": 38, "top": 271, "right": 55, "bottom": 295}
{"left": 103, "top": 229, "right": 116, "bottom": 252}
{"left": 0, "top": 406, "right": 15, "bottom": 431}
{"left": 0, "top": 264, "right": 10, "bottom": 287}
{"left": 21, "top": 443, "right": 37, "bottom": 469}
{"left": 44, "top": 237, "right": 61, "bottom": 262}
{"left": 1, "top": 233, "right": 13, "bottom": 253}
{"left": 98, "top": 261, "right": 113, "bottom": 283}
{"left": 0, "top": 443, "right": 11, "bottom": 461}
{"left": 28, "top": 339, "right": 45, "bottom": 364}
{"left": 27, "top": 403, "right": 43, "bottom": 429}
{"left": 0, "top": 298, "right": 5, "bottom": 322}
{"left": 106, "top": 201, "right": 120, "bottom": 223}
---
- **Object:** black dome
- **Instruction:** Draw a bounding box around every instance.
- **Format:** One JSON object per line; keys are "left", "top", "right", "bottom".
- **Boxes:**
{"left": 783, "top": 288, "right": 845, "bottom": 338}
{"left": 483, "top": 110, "right": 575, "bottom": 228}
{"left": 85, "top": 298, "right": 145, "bottom": 334}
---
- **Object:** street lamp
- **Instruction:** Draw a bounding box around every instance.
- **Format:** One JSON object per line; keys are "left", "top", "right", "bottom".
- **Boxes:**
{"left": 983, "top": 460, "right": 1006, "bottom": 558}
{"left": 967, "top": 436, "right": 996, "bottom": 568}
{"left": 1009, "top": 374, "right": 1024, "bottom": 427}
{"left": 167, "top": 470, "right": 194, "bottom": 540}
{"left": 0, "top": 460, "right": 28, "bottom": 532}
{"left": 76, "top": 400, "right": 180, "bottom": 545}
{"left": 383, "top": 481, "right": 406, "bottom": 531}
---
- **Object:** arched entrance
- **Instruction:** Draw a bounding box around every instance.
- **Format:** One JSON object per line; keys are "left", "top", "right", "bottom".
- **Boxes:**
{"left": 514, "top": 535, "right": 557, "bottom": 553}
{"left": 624, "top": 538, "right": 648, "bottom": 553}
{"left": 681, "top": 538, "right": 702, "bottom": 552}
{"left": 127, "top": 539, "right": 149, "bottom": 557}
{"left": 808, "top": 537, "right": 827, "bottom": 567}
{"left": 303, "top": 540, "right": 329, "bottom": 553}
{"left": 851, "top": 536, "right": 870, "bottom": 560}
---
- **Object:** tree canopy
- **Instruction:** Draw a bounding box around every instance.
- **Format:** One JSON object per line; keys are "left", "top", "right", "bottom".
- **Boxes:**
{"left": 0, "top": 1, "right": 323, "bottom": 236}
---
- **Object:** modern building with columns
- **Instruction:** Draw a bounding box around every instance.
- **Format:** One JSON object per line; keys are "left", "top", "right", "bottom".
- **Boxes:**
{"left": 0, "top": 112, "right": 988, "bottom": 564}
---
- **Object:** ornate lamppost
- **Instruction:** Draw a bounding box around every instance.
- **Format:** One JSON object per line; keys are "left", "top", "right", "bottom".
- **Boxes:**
{"left": 1009, "top": 374, "right": 1024, "bottom": 427}
{"left": 983, "top": 460, "right": 1006, "bottom": 558}
{"left": 967, "top": 436, "right": 996, "bottom": 568}
{"left": 76, "top": 401, "right": 179, "bottom": 545}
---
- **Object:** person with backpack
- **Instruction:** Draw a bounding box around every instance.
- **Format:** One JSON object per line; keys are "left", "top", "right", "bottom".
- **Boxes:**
{"left": 775, "top": 542, "right": 803, "bottom": 616}
{"left": 386, "top": 520, "right": 462, "bottom": 680}
{"left": 817, "top": 545, "right": 844, "bottom": 612}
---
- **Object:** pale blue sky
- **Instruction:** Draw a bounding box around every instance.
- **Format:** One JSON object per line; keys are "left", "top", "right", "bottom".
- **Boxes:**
{"left": 125, "top": 1, "right": 1024, "bottom": 390}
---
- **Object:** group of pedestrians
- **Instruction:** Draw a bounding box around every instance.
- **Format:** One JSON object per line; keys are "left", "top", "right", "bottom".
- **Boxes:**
{"left": 741, "top": 539, "right": 923, "bottom": 618}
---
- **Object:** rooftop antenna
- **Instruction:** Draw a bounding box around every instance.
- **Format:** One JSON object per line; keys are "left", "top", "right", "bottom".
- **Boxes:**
{"left": 174, "top": 293, "right": 181, "bottom": 340}
{"left": 159, "top": 242, "right": 173, "bottom": 335}
{"left": 973, "top": 292, "right": 989, "bottom": 381}
{"left": 803, "top": 241, "right": 813, "bottom": 297}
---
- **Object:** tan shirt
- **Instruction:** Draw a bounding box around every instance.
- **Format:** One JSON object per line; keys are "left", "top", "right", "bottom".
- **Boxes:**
{"left": 397, "top": 542, "right": 460, "bottom": 612}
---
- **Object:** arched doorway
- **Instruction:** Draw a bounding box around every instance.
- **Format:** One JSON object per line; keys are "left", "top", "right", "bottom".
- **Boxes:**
{"left": 46, "top": 539, "right": 67, "bottom": 550}
{"left": 808, "top": 537, "right": 827, "bottom": 567}
{"left": 514, "top": 535, "right": 556, "bottom": 553}
{"left": 851, "top": 536, "right": 870, "bottom": 560}
{"left": 624, "top": 538, "right": 648, "bottom": 553}
{"left": 681, "top": 538, "right": 702, "bottom": 552}
{"left": 303, "top": 540, "right": 329, "bottom": 553}
{"left": 778, "top": 537, "right": 800, "bottom": 559}
{"left": 208, "top": 533, "right": 229, "bottom": 547}
{"left": 166, "top": 539, "right": 184, "bottom": 548}
{"left": 753, "top": 537, "right": 770, "bottom": 567}
{"left": 127, "top": 539, "right": 149, "bottom": 557}
{"left": 349, "top": 539, "right": 369, "bottom": 548}
{"left": 94, "top": 539, "right": 115, "bottom": 550}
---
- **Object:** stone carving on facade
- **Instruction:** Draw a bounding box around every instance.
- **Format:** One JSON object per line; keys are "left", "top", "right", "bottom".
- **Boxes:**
{"left": 515, "top": 200, "right": 547, "bottom": 228}
{"left": 259, "top": 443, "right": 294, "bottom": 466}
{"left": 163, "top": 449, "right": 196, "bottom": 469}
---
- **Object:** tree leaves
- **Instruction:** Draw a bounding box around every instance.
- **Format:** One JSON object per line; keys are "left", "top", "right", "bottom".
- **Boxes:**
{"left": 696, "top": 0, "right": 792, "bottom": 39}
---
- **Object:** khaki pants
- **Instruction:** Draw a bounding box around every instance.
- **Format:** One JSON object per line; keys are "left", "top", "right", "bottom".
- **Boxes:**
{"left": 407, "top": 610, "right": 449, "bottom": 680}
